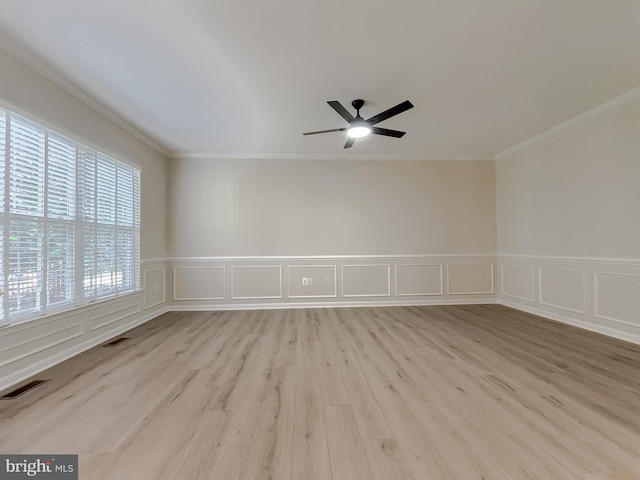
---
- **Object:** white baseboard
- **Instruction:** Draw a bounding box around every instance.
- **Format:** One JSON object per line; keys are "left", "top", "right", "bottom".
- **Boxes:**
{"left": 498, "top": 298, "right": 640, "bottom": 346}
{"left": 168, "top": 298, "right": 499, "bottom": 312}
{"left": 0, "top": 306, "right": 170, "bottom": 393}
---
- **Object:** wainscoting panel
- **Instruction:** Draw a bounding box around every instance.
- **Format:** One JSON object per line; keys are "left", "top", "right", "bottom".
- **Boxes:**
{"left": 168, "top": 255, "right": 497, "bottom": 309}
{"left": 144, "top": 267, "right": 166, "bottom": 308}
{"left": 91, "top": 300, "right": 142, "bottom": 331}
{"left": 288, "top": 265, "right": 337, "bottom": 298}
{"left": 395, "top": 264, "right": 443, "bottom": 296}
{"left": 448, "top": 263, "right": 494, "bottom": 295}
{"left": 342, "top": 264, "right": 391, "bottom": 297}
{"left": 173, "top": 266, "right": 225, "bottom": 300}
{"left": 539, "top": 267, "right": 586, "bottom": 314}
{"left": 0, "top": 323, "right": 83, "bottom": 369}
{"left": 500, "top": 263, "right": 534, "bottom": 301}
{"left": 498, "top": 255, "right": 640, "bottom": 345}
{"left": 594, "top": 272, "right": 640, "bottom": 327}
{"left": 231, "top": 266, "right": 283, "bottom": 300}
{"left": 1, "top": 261, "right": 170, "bottom": 393}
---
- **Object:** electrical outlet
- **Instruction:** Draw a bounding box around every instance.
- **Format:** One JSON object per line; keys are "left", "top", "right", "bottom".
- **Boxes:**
{"left": 324, "top": 277, "right": 330, "bottom": 285}
{"left": 154, "top": 283, "right": 160, "bottom": 292}
{"left": 476, "top": 275, "right": 482, "bottom": 283}
{"left": 302, "top": 278, "right": 309, "bottom": 286}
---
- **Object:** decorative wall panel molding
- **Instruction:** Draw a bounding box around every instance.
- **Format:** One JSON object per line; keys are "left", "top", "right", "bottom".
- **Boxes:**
{"left": 144, "top": 268, "right": 167, "bottom": 308}
{"left": 500, "top": 263, "right": 534, "bottom": 301}
{"left": 538, "top": 267, "right": 586, "bottom": 314}
{"left": 497, "top": 255, "right": 640, "bottom": 346}
{"left": 395, "top": 264, "right": 443, "bottom": 296}
{"left": 594, "top": 272, "right": 640, "bottom": 327}
{"left": 0, "top": 323, "right": 83, "bottom": 369}
{"left": 231, "top": 265, "right": 283, "bottom": 300}
{"left": 342, "top": 264, "right": 391, "bottom": 297}
{"left": 91, "top": 302, "right": 142, "bottom": 331}
{"left": 448, "top": 263, "right": 494, "bottom": 295}
{"left": 173, "top": 266, "right": 225, "bottom": 300}
{"left": 169, "top": 254, "right": 496, "bottom": 307}
{"left": 287, "top": 265, "right": 337, "bottom": 299}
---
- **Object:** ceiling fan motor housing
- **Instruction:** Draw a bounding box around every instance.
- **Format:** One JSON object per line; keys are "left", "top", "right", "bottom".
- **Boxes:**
{"left": 302, "top": 98, "right": 413, "bottom": 148}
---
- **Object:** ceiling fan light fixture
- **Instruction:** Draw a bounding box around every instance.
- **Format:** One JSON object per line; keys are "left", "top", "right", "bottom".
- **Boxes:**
{"left": 347, "top": 124, "right": 372, "bottom": 138}
{"left": 303, "top": 99, "right": 413, "bottom": 148}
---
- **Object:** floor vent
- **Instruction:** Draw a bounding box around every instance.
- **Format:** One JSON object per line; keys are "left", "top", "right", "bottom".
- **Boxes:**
{"left": 103, "top": 337, "right": 129, "bottom": 347}
{"left": 2, "top": 380, "right": 50, "bottom": 399}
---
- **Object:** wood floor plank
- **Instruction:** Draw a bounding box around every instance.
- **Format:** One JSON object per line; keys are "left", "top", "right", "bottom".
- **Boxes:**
{"left": 206, "top": 445, "right": 243, "bottom": 480}
{"left": 364, "top": 378, "right": 456, "bottom": 478}
{"left": 1, "top": 305, "right": 639, "bottom": 479}
{"left": 153, "top": 407, "right": 230, "bottom": 480}
{"left": 315, "top": 333, "right": 350, "bottom": 405}
{"left": 324, "top": 404, "right": 373, "bottom": 480}
{"left": 334, "top": 347, "right": 393, "bottom": 440}
{"left": 233, "top": 366, "right": 296, "bottom": 480}
{"left": 291, "top": 315, "right": 333, "bottom": 480}
{"left": 363, "top": 438, "right": 415, "bottom": 480}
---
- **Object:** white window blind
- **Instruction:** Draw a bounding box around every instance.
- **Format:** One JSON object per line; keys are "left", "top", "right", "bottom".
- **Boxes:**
{"left": 0, "top": 108, "right": 141, "bottom": 324}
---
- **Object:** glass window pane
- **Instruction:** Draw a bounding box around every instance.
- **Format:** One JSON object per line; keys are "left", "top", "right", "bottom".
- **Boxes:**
{"left": 82, "top": 224, "right": 96, "bottom": 298}
{"left": 1, "top": 109, "right": 141, "bottom": 323}
{"left": 0, "top": 108, "right": 6, "bottom": 213}
{"left": 47, "top": 221, "right": 74, "bottom": 306}
{"left": 116, "top": 162, "right": 134, "bottom": 227}
{"left": 78, "top": 147, "right": 96, "bottom": 222}
{"left": 96, "top": 225, "right": 116, "bottom": 297}
{"left": 96, "top": 154, "right": 116, "bottom": 225}
{"left": 0, "top": 213, "right": 4, "bottom": 323}
{"left": 47, "top": 133, "right": 76, "bottom": 219}
{"left": 116, "top": 229, "right": 134, "bottom": 290}
{"left": 9, "top": 115, "right": 45, "bottom": 216}
{"left": 8, "top": 218, "right": 43, "bottom": 315}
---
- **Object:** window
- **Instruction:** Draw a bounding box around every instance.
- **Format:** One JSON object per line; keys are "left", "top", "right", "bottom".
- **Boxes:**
{"left": 0, "top": 107, "right": 140, "bottom": 324}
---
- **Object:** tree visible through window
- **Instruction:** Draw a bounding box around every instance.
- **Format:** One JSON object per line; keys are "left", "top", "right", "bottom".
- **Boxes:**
{"left": 0, "top": 108, "right": 140, "bottom": 324}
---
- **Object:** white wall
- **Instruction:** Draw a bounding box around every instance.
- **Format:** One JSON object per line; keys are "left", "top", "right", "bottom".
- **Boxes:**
{"left": 169, "top": 158, "right": 496, "bottom": 256}
{"left": 167, "top": 158, "right": 497, "bottom": 309}
{"left": 0, "top": 49, "right": 170, "bottom": 391}
{"left": 496, "top": 93, "right": 640, "bottom": 344}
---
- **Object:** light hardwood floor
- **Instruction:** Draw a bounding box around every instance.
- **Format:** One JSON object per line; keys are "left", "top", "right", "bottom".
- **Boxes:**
{"left": 1, "top": 305, "right": 639, "bottom": 479}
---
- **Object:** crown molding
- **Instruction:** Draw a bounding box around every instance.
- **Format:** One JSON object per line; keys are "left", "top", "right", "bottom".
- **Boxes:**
{"left": 10, "top": 40, "right": 638, "bottom": 164}
{"left": 495, "top": 85, "right": 640, "bottom": 160}
{"left": 168, "top": 152, "right": 492, "bottom": 162}
{"left": 1, "top": 45, "right": 170, "bottom": 156}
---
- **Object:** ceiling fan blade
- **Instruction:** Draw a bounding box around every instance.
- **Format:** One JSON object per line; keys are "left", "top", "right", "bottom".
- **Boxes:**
{"left": 343, "top": 137, "right": 356, "bottom": 149}
{"left": 371, "top": 127, "right": 406, "bottom": 138}
{"left": 328, "top": 101, "right": 355, "bottom": 123}
{"left": 303, "top": 128, "right": 346, "bottom": 135}
{"left": 365, "top": 100, "right": 414, "bottom": 126}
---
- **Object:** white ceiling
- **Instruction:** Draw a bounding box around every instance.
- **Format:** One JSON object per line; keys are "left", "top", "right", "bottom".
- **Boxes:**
{"left": 1, "top": 0, "right": 640, "bottom": 159}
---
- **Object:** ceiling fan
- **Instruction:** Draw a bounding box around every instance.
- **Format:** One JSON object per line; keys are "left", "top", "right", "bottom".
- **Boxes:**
{"left": 303, "top": 99, "right": 414, "bottom": 149}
